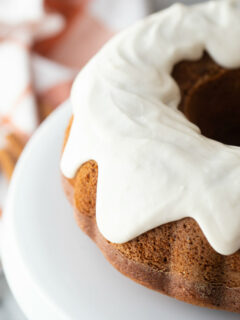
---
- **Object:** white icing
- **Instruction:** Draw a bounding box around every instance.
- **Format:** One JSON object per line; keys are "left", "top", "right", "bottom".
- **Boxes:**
{"left": 61, "top": 0, "right": 240, "bottom": 255}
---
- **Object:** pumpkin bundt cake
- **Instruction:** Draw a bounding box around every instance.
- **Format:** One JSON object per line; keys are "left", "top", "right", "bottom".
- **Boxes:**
{"left": 61, "top": 0, "right": 240, "bottom": 313}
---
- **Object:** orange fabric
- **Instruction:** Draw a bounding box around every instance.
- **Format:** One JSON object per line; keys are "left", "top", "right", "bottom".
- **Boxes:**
{"left": 35, "top": 1, "right": 113, "bottom": 68}
{"left": 0, "top": 0, "right": 113, "bottom": 184}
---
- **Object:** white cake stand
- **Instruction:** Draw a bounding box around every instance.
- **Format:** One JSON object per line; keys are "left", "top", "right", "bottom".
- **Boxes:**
{"left": 1, "top": 101, "right": 239, "bottom": 320}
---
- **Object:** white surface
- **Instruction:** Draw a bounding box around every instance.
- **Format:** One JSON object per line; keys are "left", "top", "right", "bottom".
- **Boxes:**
{"left": 0, "top": 41, "right": 38, "bottom": 135}
{"left": 89, "top": 0, "right": 149, "bottom": 29}
{"left": 1, "top": 101, "right": 239, "bottom": 319}
{"left": 32, "top": 54, "right": 75, "bottom": 93}
{"left": 0, "top": 276, "right": 26, "bottom": 320}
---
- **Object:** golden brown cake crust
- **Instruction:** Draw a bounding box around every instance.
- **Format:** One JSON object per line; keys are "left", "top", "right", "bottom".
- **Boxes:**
{"left": 62, "top": 53, "right": 240, "bottom": 313}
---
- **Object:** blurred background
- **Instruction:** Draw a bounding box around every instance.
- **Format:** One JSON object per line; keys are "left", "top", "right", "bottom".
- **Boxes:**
{"left": 0, "top": 0, "right": 204, "bottom": 318}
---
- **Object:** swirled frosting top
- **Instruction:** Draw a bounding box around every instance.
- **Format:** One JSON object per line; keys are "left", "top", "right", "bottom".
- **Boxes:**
{"left": 61, "top": 0, "right": 240, "bottom": 255}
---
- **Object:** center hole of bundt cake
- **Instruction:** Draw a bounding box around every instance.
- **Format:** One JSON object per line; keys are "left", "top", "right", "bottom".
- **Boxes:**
{"left": 172, "top": 53, "right": 240, "bottom": 147}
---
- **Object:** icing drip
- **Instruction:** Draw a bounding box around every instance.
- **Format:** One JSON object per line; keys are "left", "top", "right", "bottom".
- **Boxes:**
{"left": 61, "top": 0, "right": 240, "bottom": 255}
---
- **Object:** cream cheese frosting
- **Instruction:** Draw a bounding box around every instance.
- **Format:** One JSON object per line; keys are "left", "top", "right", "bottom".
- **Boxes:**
{"left": 61, "top": 0, "right": 240, "bottom": 255}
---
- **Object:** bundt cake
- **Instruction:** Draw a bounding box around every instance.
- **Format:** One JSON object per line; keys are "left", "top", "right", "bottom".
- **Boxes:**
{"left": 61, "top": 0, "right": 240, "bottom": 313}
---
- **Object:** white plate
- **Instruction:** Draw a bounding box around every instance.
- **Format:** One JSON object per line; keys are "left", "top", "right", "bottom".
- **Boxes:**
{"left": 2, "top": 101, "right": 239, "bottom": 320}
